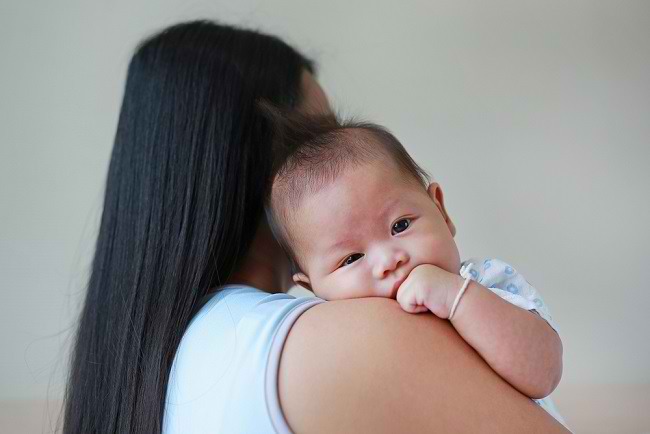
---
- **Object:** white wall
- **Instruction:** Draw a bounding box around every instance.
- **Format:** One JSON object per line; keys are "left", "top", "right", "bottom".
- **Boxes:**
{"left": 1, "top": 0, "right": 649, "bottom": 429}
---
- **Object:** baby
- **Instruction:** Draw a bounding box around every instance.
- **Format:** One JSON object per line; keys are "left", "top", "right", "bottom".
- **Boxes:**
{"left": 265, "top": 110, "right": 565, "bottom": 423}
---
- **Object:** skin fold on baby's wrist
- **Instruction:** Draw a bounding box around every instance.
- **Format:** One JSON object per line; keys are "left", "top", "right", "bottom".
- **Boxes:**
{"left": 443, "top": 271, "right": 466, "bottom": 318}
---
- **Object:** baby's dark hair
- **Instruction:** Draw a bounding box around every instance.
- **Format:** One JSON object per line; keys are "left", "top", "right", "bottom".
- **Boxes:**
{"left": 261, "top": 103, "right": 430, "bottom": 272}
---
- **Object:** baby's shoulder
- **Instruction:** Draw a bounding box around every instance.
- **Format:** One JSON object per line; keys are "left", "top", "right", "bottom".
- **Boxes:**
{"left": 461, "top": 257, "right": 524, "bottom": 286}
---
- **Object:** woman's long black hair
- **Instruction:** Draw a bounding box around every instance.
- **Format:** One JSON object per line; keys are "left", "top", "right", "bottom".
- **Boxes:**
{"left": 63, "top": 20, "right": 313, "bottom": 434}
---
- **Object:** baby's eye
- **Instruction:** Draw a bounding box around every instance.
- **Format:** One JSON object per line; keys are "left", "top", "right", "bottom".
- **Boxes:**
{"left": 341, "top": 253, "right": 364, "bottom": 267}
{"left": 392, "top": 218, "right": 411, "bottom": 235}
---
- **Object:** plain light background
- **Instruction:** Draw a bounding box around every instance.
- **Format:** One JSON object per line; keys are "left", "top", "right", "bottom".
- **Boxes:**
{"left": 1, "top": 0, "right": 649, "bottom": 432}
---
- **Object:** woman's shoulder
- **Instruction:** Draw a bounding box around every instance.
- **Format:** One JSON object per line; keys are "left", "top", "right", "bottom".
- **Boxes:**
{"left": 167, "top": 284, "right": 324, "bottom": 393}
{"left": 192, "top": 285, "right": 323, "bottom": 328}
{"left": 164, "top": 286, "right": 324, "bottom": 434}
{"left": 279, "top": 297, "right": 570, "bottom": 433}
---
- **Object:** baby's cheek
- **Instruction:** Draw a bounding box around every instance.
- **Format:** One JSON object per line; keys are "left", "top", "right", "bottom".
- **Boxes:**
{"left": 415, "top": 234, "right": 460, "bottom": 273}
{"left": 315, "top": 273, "right": 355, "bottom": 301}
{"left": 321, "top": 271, "right": 375, "bottom": 301}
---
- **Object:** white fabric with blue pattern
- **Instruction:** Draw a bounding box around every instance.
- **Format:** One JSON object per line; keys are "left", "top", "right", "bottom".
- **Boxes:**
{"left": 460, "top": 257, "right": 569, "bottom": 429}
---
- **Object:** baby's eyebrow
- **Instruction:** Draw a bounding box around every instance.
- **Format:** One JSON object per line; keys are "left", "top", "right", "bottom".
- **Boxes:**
{"left": 379, "top": 197, "right": 401, "bottom": 220}
{"left": 323, "top": 238, "right": 354, "bottom": 257}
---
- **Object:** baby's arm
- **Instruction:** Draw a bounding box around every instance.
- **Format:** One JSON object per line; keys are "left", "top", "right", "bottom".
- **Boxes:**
{"left": 396, "top": 264, "right": 562, "bottom": 399}
{"left": 449, "top": 278, "right": 562, "bottom": 398}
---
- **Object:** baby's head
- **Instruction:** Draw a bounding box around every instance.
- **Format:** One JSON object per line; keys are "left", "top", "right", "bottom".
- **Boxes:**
{"left": 266, "top": 112, "right": 460, "bottom": 301}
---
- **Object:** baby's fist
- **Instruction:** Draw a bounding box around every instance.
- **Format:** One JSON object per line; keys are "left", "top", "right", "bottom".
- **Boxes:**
{"left": 396, "top": 264, "right": 463, "bottom": 318}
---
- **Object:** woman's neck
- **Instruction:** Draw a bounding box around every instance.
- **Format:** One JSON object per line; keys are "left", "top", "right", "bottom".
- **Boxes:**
{"left": 225, "top": 222, "right": 291, "bottom": 294}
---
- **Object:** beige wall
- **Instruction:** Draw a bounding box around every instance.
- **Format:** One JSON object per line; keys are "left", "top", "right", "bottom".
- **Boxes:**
{"left": 1, "top": 0, "right": 649, "bottom": 431}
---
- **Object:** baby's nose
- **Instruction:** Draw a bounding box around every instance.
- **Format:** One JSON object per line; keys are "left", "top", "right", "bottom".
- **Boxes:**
{"left": 372, "top": 249, "right": 409, "bottom": 279}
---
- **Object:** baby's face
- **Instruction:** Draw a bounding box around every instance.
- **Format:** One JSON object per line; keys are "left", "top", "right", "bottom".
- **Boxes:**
{"left": 291, "top": 158, "right": 461, "bottom": 300}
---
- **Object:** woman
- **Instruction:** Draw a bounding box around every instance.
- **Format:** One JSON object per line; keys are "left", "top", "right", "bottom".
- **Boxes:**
{"left": 63, "top": 21, "right": 569, "bottom": 433}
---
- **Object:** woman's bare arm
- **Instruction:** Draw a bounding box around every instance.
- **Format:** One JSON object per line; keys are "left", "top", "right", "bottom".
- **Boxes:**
{"left": 279, "top": 297, "right": 569, "bottom": 434}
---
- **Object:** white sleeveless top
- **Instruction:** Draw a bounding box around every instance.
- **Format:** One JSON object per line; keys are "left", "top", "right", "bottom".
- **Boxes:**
{"left": 163, "top": 285, "right": 324, "bottom": 434}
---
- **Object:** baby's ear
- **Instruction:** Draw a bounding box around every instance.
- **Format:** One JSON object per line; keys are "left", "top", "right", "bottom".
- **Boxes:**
{"left": 427, "top": 182, "right": 457, "bottom": 237}
{"left": 292, "top": 273, "right": 312, "bottom": 291}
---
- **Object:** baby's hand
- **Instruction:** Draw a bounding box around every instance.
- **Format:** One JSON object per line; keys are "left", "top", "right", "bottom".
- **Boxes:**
{"left": 396, "top": 264, "right": 464, "bottom": 318}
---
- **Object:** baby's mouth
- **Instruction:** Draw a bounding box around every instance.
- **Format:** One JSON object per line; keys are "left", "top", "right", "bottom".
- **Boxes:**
{"left": 388, "top": 274, "right": 408, "bottom": 299}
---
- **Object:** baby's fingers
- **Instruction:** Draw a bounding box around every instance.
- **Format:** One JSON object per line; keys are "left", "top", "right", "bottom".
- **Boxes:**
{"left": 396, "top": 286, "right": 429, "bottom": 314}
{"left": 400, "top": 302, "right": 429, "bottom": 314}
